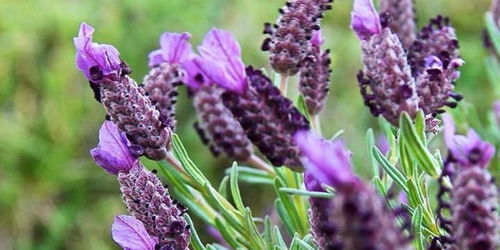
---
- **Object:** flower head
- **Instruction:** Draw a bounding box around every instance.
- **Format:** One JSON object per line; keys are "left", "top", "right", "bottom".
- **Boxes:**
{"left": 379, "top": 0, "right": 416, "bottom": 49}
{"left": 197, "top": 28, "right": 247, "bottom": 94}
{"left": 294, "top": 131, "right": 358, "bottom": 189}
{"left": 351, "top": 0, "right": 382, "bottom": 40}
{"left": 443, "top": 114, "right": 495, "bottom": 168}
{"left": 90, "top": 121, "right": 138, "bottom": 175}
{"left": 74, "top": 23, "right": 122, "bottom": 81}
{"left": 148, "top": 32, "right": 192, "bottom": 67}
{"left": 112, "top": 215, "right": 158, "bottom": 250}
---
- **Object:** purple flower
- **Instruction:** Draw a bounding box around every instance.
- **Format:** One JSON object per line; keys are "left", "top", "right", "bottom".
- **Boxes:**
{"left": 148, "top": 32, "right": 193, "bottom": 67}
{"left": 90, "top": 121, "right": 138, "bottom": 175}
{"left": 181, "top": 54, "right": 210, "bottom": 91}
{"left": 311, "top": 30, "right": 324, "bottom": 48}
{"left": 294, "top": 130, "right": 359, "bottom": 189}
{"left": 351, "top": 0, "right": 382, "bottom": 40}
{"left": 443, "top": 114, "right": 495, "bottom": 168}
{"left": 74, "top": 22, "right": 122, "bottom": 81}
{"left": 112, "top": 215, "right": 158, "bottom": 250}
{"left": 197, "top": 28, "right": 247, "bottom": 94}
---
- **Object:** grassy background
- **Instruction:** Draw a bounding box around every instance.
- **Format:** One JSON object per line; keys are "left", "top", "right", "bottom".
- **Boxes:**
{"left": 0, "top": 0, "right": 496, "bottom": 249}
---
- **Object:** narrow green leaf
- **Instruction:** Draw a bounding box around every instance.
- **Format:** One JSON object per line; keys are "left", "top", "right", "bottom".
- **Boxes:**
{"left": 218, "top": 175, "right": 229, "bottom": 198}
{"left": 171, "top": 134, "right": 209, "bottom": 185}
{"left": 184, "top": 214, "right": 206, "bottom": 250}
{"left": 205, "top": 245, "right": 217, "bottom": 250}
{"left": 245, "top": 208, "right": 266, "bottom": 249}
{"left": 214, "top": 218, "right": 240, "bottom": 249}
{"left": 399, "top": 113, "right": 440, "bottom": 177}
{"left": 275, "top": 199, "right": 295, "bottom": 237}
{"left": 264, "top": 216, "right": 275, "bottom": 250}
{"left": 296, "top": 239, "right": 316, "bottom": 250}
{"left": 411, "top": 206, "right": 424, "bottom": 250}
{"left": 230, "top": 163, "right": 245, "bottom": 213}
{"left": 485, "top": 56, "right": 500, "bottom": 96}
{"left": 372, "top": 176, "right": 388, "bottom": 198}
{"left": 415, "top": 110, "right": 426, "bottom": 144}
{"left": 330, "top": 129, "right": 345, "bottom": 141}
{"left": 486, "top": 12, "right": 500, "bottom": 56}
{"left": 274, "top": 226, "right": 288, "bottom": 250}
{"left": 279, "top": 187, "right": 333, "bottom": 198}
{"left": 366, "top": 128, "right": 380, "bottom": 177}
{"left": 204, "top": 183, "right": 246, "bottom": 233}
{"left": 296, "top": 94, "right": 311, "bottom": 121}
{"left": 207, "top": 244, "right": 230, "bottom": 250}
{"left": 158, "top": 161, "right": 215, "bottom": 223}
{"left": 274, "top": 178, "right": 304, "bottom": 235}
{"left": 372, "top": 146, "right": 409, "bottom": 193}
{"left": 398, "top": 135, "right": 413, "bottom": 177}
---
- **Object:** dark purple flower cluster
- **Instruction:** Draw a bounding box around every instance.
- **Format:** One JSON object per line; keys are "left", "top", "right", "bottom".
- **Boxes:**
{"left": 222, "top": 67, "right": 310, "bottom": 170}
{"left": 379, "top": 0, "right": 416, "bottom": 50}
{"left": 351, "top": 0, "right": 463, "bottom": 129}
{"left": 299, "top": 30, "right": 332, "bottom": 115}
{"left": 261, "top": 0, "right": 333, "bottom": 76}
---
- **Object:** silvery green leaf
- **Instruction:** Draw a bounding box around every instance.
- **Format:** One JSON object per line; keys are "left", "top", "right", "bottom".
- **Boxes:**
{"left": 372, "top": 146, "right": 409, "bottom": 193}
{"left": 399, "top": 113, "right": 440, "bottom": 177}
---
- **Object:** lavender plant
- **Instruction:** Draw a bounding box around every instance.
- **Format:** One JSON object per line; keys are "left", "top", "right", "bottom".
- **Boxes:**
{"left": 73, "top": 0, "right": 500, "bottom": 249}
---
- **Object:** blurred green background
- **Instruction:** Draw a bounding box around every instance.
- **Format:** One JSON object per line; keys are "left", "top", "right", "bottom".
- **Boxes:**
{"left": 0, "top": 0, "right": 495, "bottom": 249}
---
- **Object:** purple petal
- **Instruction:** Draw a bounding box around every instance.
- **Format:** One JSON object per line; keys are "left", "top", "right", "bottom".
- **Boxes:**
{"left": 304, "top": 171, "right": 324, "bottom": 192}
{"left": 311, "top": 30, "right": 324, "bottom": 48}
{"left": 112, "top": 215, "right": 158, "bottom": 250}
{"left": 91, "top": 121, "right": 137, "bottom": 175}
{"left": 159, "top": 32, "right": 192, "bottom": 64}
{"left": 181, "top": 54, "right": 209, "bottom": 91}
{"left": 74, "top": 22, "right": 122, "bottom": 80}
{"left": 350, "top": 0, "right": 381, "bottom": 40}
{"left": 442, "top": 114, "right": 495, "bottom": 168}
{"left": 198, "top": 28, "right": 247, "bottom": 93}
{"left": 294, "top": 130, "right": 357, "bottom": 189}
{"left": 424, "top": 55, "right": 443, "bottom": 69}
{"left": 147, "top": 49, "right": 164, "bottom": 68}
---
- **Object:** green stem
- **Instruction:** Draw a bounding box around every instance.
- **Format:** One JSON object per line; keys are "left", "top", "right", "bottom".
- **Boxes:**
{"left": 280, "top": 75, "right": 288, "bottom": 96}
{"left": 248, "top": 154, "right": 276, "bottom": 176}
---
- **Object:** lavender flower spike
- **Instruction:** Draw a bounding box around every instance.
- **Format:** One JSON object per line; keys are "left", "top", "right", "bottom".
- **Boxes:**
{"left": 351, "top": 0, "right": 382, "bottom": 40}
{"left": 90, "top": 121, "right": 138, "bottom": 175}
{"left": 304, "top": 172, "right": 343, "bottom": 250}
{"left": 295, "top": 131, "right": 411, "bottom": 250}
{"left": 379, "top": 0, "right": 416, "bottom": 49}
{"left": 261, "top": 0, "right": 333, "bottom": 76}
{"left": 443, "top": 114, "right": 495, "bottom": 168}
{"left": 144, "top": 32, "right": 193, "bottom": 131}
{"left": 112, "top": 215, "right": 158, "bottom": 250}
{"left": 74, "top": 22, "right": 122, "bottom": 81}
{"left": 353, "top": 0, "right": 419, "bottom": 126}
{"left": 118, "top": 164, "right": 191, "bottom": 249}
{"left": 441, "top": 115, "right": 498, "bottom": 249}
{"left": 74, "top": 24, "right": 172, "bottom": 160}
{"left": 222, "top": 67, "right": 310, "bottom": 171}
{"left": 299, "top": 29, "right": 332, "bottom": 115}
{"left": 197, "top": 28, "right": 247, "bottom": 94}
